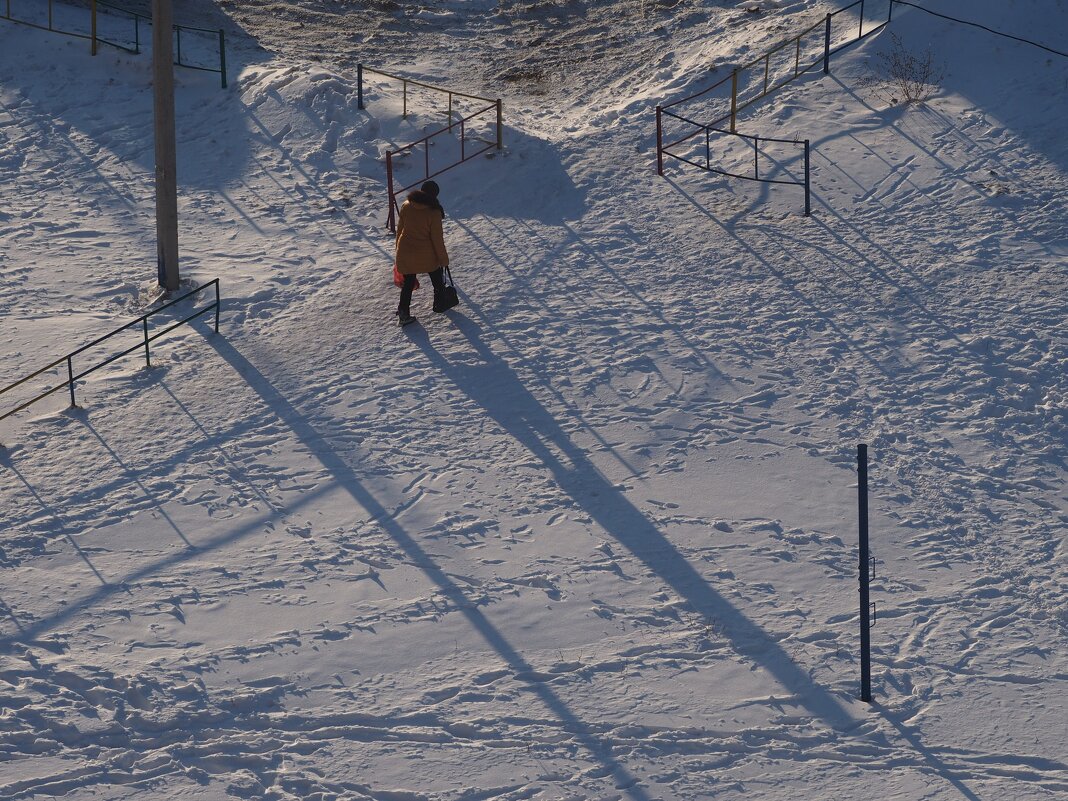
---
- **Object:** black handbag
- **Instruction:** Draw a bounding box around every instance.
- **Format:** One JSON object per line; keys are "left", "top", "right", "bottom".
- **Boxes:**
{"left": 436, "top": 267, "right": 460, "bottom": 311}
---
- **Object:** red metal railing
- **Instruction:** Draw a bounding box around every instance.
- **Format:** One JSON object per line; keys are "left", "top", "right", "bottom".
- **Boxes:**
{"left": 385, "top": 100, "right": 502, "bottom": 232}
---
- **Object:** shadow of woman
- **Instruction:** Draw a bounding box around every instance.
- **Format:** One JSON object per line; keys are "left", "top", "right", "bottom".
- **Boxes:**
{"left": 409, "top": 313, "right": 863, "bottom": 734}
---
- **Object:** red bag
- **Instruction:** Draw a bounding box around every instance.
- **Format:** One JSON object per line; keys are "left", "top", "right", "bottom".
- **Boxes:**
{"left": 393, "top": 264, "right": 419, "bottom": 290}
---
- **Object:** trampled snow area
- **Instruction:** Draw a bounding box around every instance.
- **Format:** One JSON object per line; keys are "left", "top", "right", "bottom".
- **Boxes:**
{"left": 1, "top": 0, "right": 1066, "bottom": 798}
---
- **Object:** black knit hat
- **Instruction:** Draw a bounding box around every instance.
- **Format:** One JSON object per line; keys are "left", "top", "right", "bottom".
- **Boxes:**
{"left": 420, "top": 180, "right": 440, "bottom": 198}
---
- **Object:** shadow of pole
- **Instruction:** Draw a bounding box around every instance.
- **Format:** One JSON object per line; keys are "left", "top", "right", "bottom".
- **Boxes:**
{"left": 410, "top": 317, "right": 862, "bottom": 733}
{"left": 194, "top": 334, "right": 655, "bottom": 800}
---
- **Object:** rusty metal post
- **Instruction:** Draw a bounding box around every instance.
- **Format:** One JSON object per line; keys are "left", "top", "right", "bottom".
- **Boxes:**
{"left": 655, "top": 106, "right": 663, "bottom": 175}
{"left": 385, "top": 152, "right": 396, "bottom": 233}
{"left": 824, "top": 13, "right": 831, "bottom": 73}
{"left": 496, "top": 99, "right": 503, "bottom": 149}
{"left": 730, "top": 69, "right": 738, "bottom": 133}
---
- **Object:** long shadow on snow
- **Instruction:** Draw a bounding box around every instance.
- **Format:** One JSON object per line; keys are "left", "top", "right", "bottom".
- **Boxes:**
{"left": 0, "top": 332, "right": 654, "bottom": 799}
{"left": 195, "top": 334, "right": 655, "bottom": 799}
{"left": 408, "top": 314, "right": 859, "bottom": 734}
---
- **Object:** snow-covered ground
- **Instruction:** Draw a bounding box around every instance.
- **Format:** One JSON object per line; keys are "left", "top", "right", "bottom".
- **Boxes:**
{"left": 1, "top": 0, "right": 1065, "bottom": 798}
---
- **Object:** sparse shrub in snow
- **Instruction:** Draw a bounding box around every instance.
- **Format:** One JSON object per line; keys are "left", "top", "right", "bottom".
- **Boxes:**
{"left": 864, "top": 32, "right": 945, "bottom": 105}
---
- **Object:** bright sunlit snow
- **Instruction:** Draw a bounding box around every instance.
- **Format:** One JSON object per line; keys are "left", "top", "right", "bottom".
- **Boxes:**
{"left": 1, "top": 1, "right": 1065, "bottom": 799}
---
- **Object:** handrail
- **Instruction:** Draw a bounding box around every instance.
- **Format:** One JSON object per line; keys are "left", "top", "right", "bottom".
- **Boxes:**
{"left": 662, "top": 0, "right": 882, "bottom": 111}
{"left": 0, "top": 0, "right": 227, "bottom": 86}
{"left": 391, "top": 102, "right": 497, "bottom": 152}
{"left": 658, "top": 108, "right": 810, "bottom": 213}
{"left": 0, "top": 280, "right": 220, "bottom": 424}
{"left": 359, "top": 65, "right": 496, "bottom": 105}
{"left": 384, "top": 101, "right": 503, "bottom": 232}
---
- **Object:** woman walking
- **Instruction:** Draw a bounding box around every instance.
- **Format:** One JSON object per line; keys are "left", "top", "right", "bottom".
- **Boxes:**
{"left": 393, "top": 180, "right": 457, "bottom": 325}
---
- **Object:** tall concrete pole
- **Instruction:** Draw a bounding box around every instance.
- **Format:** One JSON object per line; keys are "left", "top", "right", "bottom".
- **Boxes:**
{"left": 152, "top": 0, "right": 180, "bottom": 292}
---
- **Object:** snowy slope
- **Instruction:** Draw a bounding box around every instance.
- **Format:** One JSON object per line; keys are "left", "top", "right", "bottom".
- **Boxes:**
{"left": 1, "top": 1, "right": 1066, "bottom": 799}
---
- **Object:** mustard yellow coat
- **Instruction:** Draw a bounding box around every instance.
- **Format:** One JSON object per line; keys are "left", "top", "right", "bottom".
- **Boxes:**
{"left": 395, "top": 199, "right": 449, "bottom": 275}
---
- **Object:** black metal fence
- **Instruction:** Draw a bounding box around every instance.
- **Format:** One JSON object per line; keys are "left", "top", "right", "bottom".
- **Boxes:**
{"left": 0, "top": 0, "right": 227, "bottom": 87}
{"left": 0, "top": 280, "right": 220, "bottom": 427}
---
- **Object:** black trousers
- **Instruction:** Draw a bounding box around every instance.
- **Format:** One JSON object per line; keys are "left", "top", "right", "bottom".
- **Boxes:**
{"left": 398, "top": 268, "right": 445, "bottom": 313}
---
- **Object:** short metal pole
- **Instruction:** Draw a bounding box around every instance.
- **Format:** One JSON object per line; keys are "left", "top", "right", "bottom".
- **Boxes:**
{"left": 67, "top": 357, "right": 76, "bottom": 407}
{"left": 655, "top": 106, "right": 663, "bottom": 176}
{"left": 795, "top": 36, "right": 800, "bottom": 77}
{"left": 219, "top": 29, "right": 227, "bottom": 89}
{"left": 763, "top": 54, "right": 769, "bottom": 95}
{"left": 214, "top": 282, "right": 220, "bottom": 333}
{"left": 91, "top": 0, "right": 97, "bottom": 55}
{"left": 448, "top": 92, "right": 453, "bottom": 130}
{"left": 403, "top": 80, "right": 407, "bottom": 118}
{"left": 425, "top": 140, "right": 430, "bottom": 179}
{"left": 859, "top": 0, "right": 865, "bottom": 38}
{"left": 888, "top": 0, "right": 894, "bottom": 22}
{"left": 135, "top": 16, "right": 140, "bottom": 54}
{"left": 705, "top": 127, "right": 710, "bottom": 171}
{"left": 754, "top": 135, "right": 759, "bottom": 179}
{"left": 385, "top": 152, "right": 396, "bottom": 233}
{"left": 730, "top": 69, "right": 738, "bottom": 133}
{"left": 461, "top": 119, "right": 466, "bottom": 160}
{"left": 143, "top": 318, "right": 151, "bottom": 368}
{"left": 49, "top": 0, "right": 53, "bottom": 30}
{"left": 176, "top": 25, "right": 182, "bottom": 66}
{"left": 824, "top": 13, "right": 831, "bottom": 73}
{"left": 357, "top": 63, "right": 364, "bottom": 109}
{"left": 496, "top": 99, "right": 503, "bottom": 150}
{"left": 804, "top": 139, "right": 811, "bottom": 216}
{"left": 858, "top": 443, "right": 872, "bottom": 703}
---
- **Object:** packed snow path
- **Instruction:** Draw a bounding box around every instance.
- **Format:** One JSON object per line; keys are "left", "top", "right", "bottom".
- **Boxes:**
{"left": 1, "top": 1, "right": 1066, "bottom": 799}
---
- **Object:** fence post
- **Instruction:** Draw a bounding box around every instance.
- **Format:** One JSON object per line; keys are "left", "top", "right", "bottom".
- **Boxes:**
{"left": 385, "top": 152, "right": 396, "bottom": 233}
{"left": 496, "top": 99, "right": 503, "bottom": 150}
{"left": 858, "top": 443, "right": 872, "bottom": 703}
{"left": 730, "top": 69, "right": 738, "bottom": 133}
{"left": 888, "top": 0, "right": 894, "bottom": 22}
{"left": 859, "top": 0, "right": 865, "bottom": 38}
{"left": 794, "top": 35, "right": 801, "bottom": 77}
{"left": 91, "top": 0, "right": 97, "bottom": 55}
{"left": 402, "top": 79, "right": 407, "bottom": 118}
{"left": 705, "top": 126, "right": 711, "bottom": 171}
{"left": 176, "top": 25, "right": 182, "bottom": 66}
{"left": 67, "top": 357, "right": 76, "bottom": 407}
{"left": 135, "top": 15, "right": 140, "bottom": 54}
{"left": 461, "top": 119, "right": 466, "bottom": 160}
{"left": 48, "top": 0, "right": 53, "bottom": 30}
{"left": 219, "top": 30, "right": 227, "bottom": 89}
{"left": 804, "top": 139, "right": 811, "bottom": 216}
{"left": 214, "top": 281, "right": 220, "bottom": 333}
{"left": 357, "top": 63, "right": 364, "bottom": 109}
{"left": 447, "top": 92, "right": 453, "bottom": 130}
{"left": 143, "top": 318, "right": 151, "bottom": 368}
{"left": 655, "top": 106, "right": 663, "bottom": 176}
{"left": 764, "top": 53, "right": 770, "bottom": 95}
{"left": 753, "top": 135, "right": 759, "bottom": 180}
{"left": 824, "top": 13, "right": 831, "bottom": 73}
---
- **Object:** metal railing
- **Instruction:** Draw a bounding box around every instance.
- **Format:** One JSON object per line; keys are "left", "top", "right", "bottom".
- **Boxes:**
{"left": 1, "top": 0, "right": 227, "bottom": 88}
{"left": 385, "top": 101, "right": 502, "bottom": 232}
{"left": 0, "top": 280, "right": 220, "bottom": 426}
{"left": 660, "top": 0, "right": 891, "bottom": 131}
{"left": 357, "top": 63, "right": 496, "bottom": 122}
{"left": 658, "top": 108, "right": 811, "bottom": 214}
{"left": 655, "top": 0, "right": 891, "bottom": 211}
